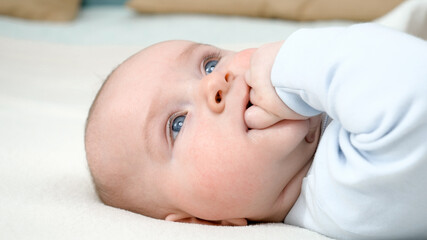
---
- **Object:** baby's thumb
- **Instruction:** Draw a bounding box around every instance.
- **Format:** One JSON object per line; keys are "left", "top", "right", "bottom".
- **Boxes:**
{"left": 245, "top": 105, "right": 281, "bottom": 129}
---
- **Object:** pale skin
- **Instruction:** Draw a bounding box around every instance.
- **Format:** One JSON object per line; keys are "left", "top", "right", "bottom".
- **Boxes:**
{"left": 85, "top": 40, "right": 322, "bottom": 226}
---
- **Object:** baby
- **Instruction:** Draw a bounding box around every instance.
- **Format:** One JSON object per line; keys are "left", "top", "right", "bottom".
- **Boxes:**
{"left": 85, "top": 23, "right": 427, "bottom": 239}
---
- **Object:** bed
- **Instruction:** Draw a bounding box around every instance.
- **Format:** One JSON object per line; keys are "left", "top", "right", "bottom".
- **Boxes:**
{"left": 1, "top": 1, "right": 426, "bottom": 239}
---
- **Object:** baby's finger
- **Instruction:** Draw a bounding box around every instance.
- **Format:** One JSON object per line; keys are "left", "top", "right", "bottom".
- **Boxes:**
{"left": 245, "top": 105, "right": 281, "bottom": 129}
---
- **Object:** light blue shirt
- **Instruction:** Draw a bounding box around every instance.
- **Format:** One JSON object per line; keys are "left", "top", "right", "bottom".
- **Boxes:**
{"left": 273, "top": 24, "right": 427, "bottom": 240}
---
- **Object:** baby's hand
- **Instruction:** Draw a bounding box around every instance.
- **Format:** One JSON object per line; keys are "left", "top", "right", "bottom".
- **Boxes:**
{"left": 245, "top": 41, "right": 307, "bottom": 129}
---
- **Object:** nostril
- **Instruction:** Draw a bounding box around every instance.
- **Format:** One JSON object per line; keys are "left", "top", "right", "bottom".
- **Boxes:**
{"left": 215, "top": 91, "right": 222, "bottom": 103}
{"left": 225, "top": 73, "right": 233, "bottom": 82}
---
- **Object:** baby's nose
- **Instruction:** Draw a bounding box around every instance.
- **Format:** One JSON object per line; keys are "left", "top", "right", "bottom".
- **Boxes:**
{"left": 203, "top": 72, "right": 233, "bottom": 113}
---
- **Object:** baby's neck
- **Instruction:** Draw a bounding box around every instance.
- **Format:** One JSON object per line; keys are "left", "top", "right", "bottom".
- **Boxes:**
{"left": 281, "top": 116, "right": 323, "bottom": 220}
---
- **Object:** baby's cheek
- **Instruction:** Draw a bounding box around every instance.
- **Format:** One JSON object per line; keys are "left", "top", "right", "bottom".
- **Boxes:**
{"left": 178, "top": 133, "right": 258, "bottom": 216}
{"left": 186, "top": 154, "right": 244, "bottom": 208}
{"left": 192, "top": 172, "right": 251, "bottom": 218}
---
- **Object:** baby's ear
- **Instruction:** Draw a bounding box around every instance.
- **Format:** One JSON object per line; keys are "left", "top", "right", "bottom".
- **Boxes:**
{"left": 165, "top": 213, "right": 247, "bottom": 226}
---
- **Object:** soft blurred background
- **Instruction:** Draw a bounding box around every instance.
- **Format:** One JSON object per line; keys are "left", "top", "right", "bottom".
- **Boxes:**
{"left": 1, "top": 0, "right": 425, "bottom": 46}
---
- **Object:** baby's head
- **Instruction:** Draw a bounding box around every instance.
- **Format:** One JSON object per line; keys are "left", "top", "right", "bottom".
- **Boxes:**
{"left": 85, "top": 40, "right": 320, "bottom": 225}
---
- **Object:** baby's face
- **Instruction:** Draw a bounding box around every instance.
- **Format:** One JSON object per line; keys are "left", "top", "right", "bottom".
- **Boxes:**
{"left": 90, "top": 40, "right": 319, "bottom": 225}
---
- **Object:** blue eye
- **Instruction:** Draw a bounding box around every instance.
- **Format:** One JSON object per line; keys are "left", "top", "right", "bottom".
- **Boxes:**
{"left": 171, "top": 115, "right": 186, "bottom": 140}
{"left": 204, "top": 60, "right": 218, "bottom": 75}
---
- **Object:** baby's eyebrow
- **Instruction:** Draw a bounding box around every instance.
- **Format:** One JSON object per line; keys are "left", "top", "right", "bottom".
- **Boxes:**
{"left": 178, "top": 43, "right": 211, "bottom": 61}
{"left": 141, "top": 91, "right": 162, "bottom": 161}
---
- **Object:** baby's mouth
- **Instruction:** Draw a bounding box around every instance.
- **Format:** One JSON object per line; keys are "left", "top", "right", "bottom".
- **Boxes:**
{"left": 246, "top": 100, "right": 253, "bottom": 110}
{"left": 245, "top": 100, "right": 253, "bottom": 131}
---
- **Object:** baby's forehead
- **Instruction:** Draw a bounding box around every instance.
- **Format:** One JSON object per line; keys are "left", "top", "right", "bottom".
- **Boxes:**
{"left": 111, "top": 40, "right": 218, "bottom": 88}
{"left": 127, "top": 40, "right": 217, "bottom": 65}
{"left": 134, "top": 40, "right": 198, "bottom": 58}
{"left": 112, "top": 40, "right": 194, "bottom": 78}
{"left": 94, "top": 41, "right": 202, "bottom": 155}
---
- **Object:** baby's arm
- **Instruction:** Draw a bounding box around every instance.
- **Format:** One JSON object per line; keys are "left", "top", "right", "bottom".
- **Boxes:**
{"left": 271, "top": 23, "right": 427, "bottom": 145}
{"left": 270, "top": 23, "right": 427, "bottom": 239}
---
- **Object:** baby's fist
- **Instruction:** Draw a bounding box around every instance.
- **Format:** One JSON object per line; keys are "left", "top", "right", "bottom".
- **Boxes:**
{"left": 245, "top": 41, "right": 306, "bottom": 130}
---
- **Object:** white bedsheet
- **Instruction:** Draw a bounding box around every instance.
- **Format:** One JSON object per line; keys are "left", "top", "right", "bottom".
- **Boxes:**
{"left": 1, "top": 1, "right": 426, "bottom": 239}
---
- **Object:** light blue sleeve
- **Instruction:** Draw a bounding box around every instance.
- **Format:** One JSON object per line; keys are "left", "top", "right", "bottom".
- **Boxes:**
{"left": 271, "top": 23, "right": 427, "bottom": 162}
{"left": 272, "top": 23, "right": 427, "bottom": 239}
